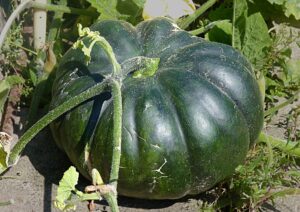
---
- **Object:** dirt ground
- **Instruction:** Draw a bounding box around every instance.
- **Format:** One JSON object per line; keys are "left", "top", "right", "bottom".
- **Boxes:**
{"left": 0, "top": 96, "right": 299, "bottom": 212}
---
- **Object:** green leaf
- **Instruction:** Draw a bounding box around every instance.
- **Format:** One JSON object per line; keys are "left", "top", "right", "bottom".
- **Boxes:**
{"left": 0, "top": 145, "right": 8, "bottom": 173}
{"left": 132, "top": 0, "right": 146, "bottom": 8}
{"left": 241, "top": 12, "right": 272, "bottom": 67}
{"left": 54, "top": 166, "right": 79, "bottom": 211}
{"left": 0, "top": 80, "right": 10, "bottom": 120}
{"left": 0, "top": 132, "right": 11, "bottom": 174}
{"left": 285, "top": 1, "right": 300, "bottom": 20}
{"left": 284, "top": 59, "right": 300, "bottom": 83}
{"left": 5, "top": 75, "right": 25, "bottom": 86}
{"left": 266, "top": 0, "right": 300, "bottom": 20}
{"left": 116, "top": 0, "right": 145, "bottom": 24}
{"left": 232, "top": 0, "right": 248, "bottom": 50}
{"left": 205, "top": 20, "right": 232, "bottom": 45}
{"left": 232, "top": 0, "right": 272, "bottom": 68}
{"left": 86, "top": 0, "right": 121, "bottom": 20}
{"left": 208, "top": 0, "right": 233, "bottom": 21}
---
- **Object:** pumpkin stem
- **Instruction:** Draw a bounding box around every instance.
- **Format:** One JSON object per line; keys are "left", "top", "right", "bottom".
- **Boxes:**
{"left": 109, "top": 79, "right": 123, "bottom": 188}
{"left": 121, "top": 56, "right": 160, "bottom": 79}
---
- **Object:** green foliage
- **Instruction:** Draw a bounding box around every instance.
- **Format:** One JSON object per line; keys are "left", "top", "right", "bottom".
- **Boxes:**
{"left": 131, "top": 0, "right": 145, "bottom": 8}
{"left": 86, "top": 0, "right": 121, "bottom": 20}
{"left": 54, "top": 166, "right": 80, "bottom": 211}
{"left": 284, "top": 59, "right": 300, "bottom": 84}
{"left": 201, "top": 144, "right": 300, "bottom": 210}
{"left": 208, "top": 0, "right": 232, "bottom": 21}
{"left": 204, "top": 20, "right": 232, "bottom": 45}
{"left": 86, "top": 0, "right": 145, "bottom": 23}
{"left": 0, "top": 80, "right": 10, "bottom": 119}
{"left": 232, "top": 0, "right": 248, "bottom": 50}
{"left": 0, "top": 12, "right": 27, "bottom": 74}
{"left": 205, "top": 0, "right": 299, "bottom": 109}
{"left": 232, "top": 0, "right": 272, "bottom": 69}
{"left": 0, "top": 142, "right": 9, "bottom": 174}
{"left": 266, "top": 0, "right": 300, "bottom": 20}
{"left": 54, "top": 166, "right": 103, "bottom": 211}
{"left": 206, "top": 0, "right": 272, "bottom": 70}
{"left": 241, "top": 12, "right": 271, "bottom": 68}
{"left": 0, "top": 75, "right": 24, "bottom": 117}
{"left": 261, "top": 25, "right": 300, "bottom": 104}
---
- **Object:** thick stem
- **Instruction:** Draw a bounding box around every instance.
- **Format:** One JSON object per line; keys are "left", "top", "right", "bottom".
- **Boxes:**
{"left": 109, "top": 79, "right": 123, "bottom": 187}
{"left": 189, "top": 20, "right": 229, "bottom": 35}
{"left": 6, "top": 81, "right": 110, "bottom": 168}
{"left": 177, "top": 0, "right": 218, "bottom": 29}
{"left": 258, "top": 132, "right": 300, "bottom": 157}
{"left": 104, "top": 194, "right": 119, "bottom": 212}
{"left": 92, "top": 38, "right": 121, "bottom": 77}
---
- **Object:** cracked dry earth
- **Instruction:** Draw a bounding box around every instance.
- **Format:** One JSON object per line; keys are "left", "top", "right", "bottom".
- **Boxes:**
{"left": 0, "top": 95, "right": 299, "bottom": 212}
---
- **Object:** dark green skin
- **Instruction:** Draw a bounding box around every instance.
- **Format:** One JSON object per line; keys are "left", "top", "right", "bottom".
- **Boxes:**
{"left": 50, "top": 17, "right": 264, "bottom": 199}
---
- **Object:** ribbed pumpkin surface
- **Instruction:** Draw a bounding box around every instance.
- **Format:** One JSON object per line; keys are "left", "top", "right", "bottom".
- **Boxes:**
{"left": 50, "top": 17, "right": 264, "bottom": 199}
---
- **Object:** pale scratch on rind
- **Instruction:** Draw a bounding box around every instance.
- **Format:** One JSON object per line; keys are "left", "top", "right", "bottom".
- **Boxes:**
{"left": 149, "top": 175, "right": 168, "bottom": 193}
{"left": 153, "top": 158, "right": 167, "bottom": 175}
{"left": 151, "top": 144, "right": 160, "bottom": 149}
{"left": 124, "top": 126, "right": 147, "bottom": 142}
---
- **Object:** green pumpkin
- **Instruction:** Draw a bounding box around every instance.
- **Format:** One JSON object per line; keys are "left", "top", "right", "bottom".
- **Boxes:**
{"left": 50, "top": 17, "right": 263, "bottom": 199}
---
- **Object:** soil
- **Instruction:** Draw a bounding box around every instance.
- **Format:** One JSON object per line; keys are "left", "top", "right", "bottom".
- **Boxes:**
{"left": 0, "top": 109, "right": 205, "bottom": 212}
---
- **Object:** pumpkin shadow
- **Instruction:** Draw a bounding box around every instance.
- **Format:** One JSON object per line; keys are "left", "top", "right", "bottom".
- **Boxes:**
{"left": 18, "top": 107, "right": 209, "bottom": 211}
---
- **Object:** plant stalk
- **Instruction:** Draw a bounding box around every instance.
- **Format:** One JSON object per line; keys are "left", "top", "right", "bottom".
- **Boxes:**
{"left": 109, "top": 79, "right": 123, "bottom": 188}
{"left": 264, "top": 89, "right": 300, "bottom": 117}
{"left": 258, "top": 132, "right": 300, "bottom": 157}
{"left": 6, "top": 81, "right": 110, "bottom": 168}
{"left": 104, "top": 193, "right": 119, "bottom": 212}
{"left": 177, "top": 0, "right": 218, "bottom": 29}
{"left": 100, "top": 79, "right": 122, "bottom": 212}
{"left": 189, "top": 20, "right": 229, "bottom": 35}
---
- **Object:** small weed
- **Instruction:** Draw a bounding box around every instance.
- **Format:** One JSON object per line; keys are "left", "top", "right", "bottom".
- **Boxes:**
{"left": 263, "top": 25, "right": 300, "bottom": 107}
{"left": 198, "top": 143, "right": 300, "bottom": 211}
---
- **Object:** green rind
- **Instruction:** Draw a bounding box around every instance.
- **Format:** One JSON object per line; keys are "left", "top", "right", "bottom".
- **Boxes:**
{"left": 50, "top": 17, "right": 263, "bottom": 199}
